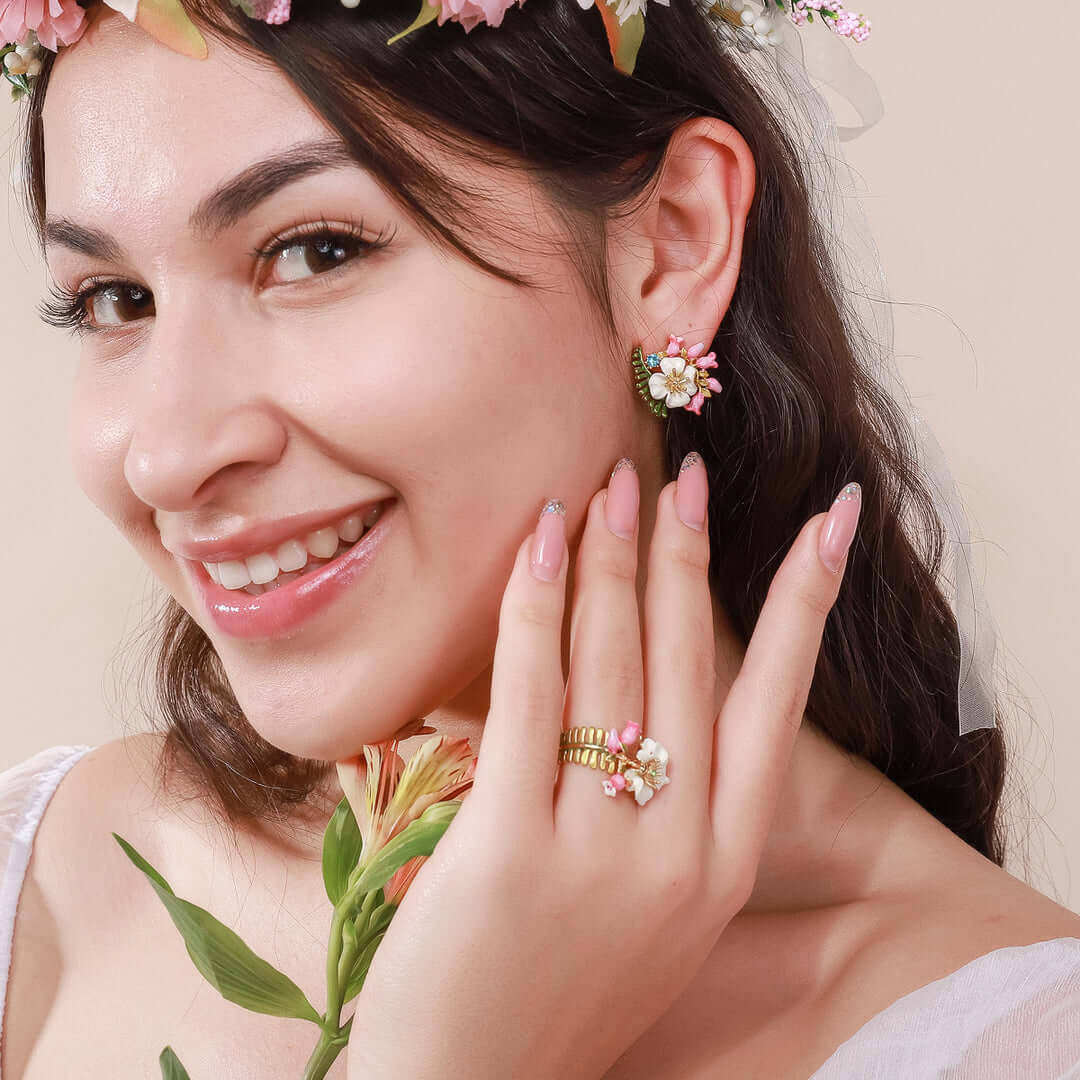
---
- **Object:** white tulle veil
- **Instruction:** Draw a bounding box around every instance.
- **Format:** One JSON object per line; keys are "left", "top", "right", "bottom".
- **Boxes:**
{"left": 709, "top": 7, "right": 998, "bottom": 735}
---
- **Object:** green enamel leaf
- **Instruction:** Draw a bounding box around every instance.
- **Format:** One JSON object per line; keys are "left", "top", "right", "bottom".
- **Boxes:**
{"left": 322, "top": 796, "right": 364, "bottom": 907}
{"left": 351, "top": 800, "right": 460, "bottom": 895}
{"left": 112, "top": 833, "right": 322, "bottom": 1025}
{"left": 387, "top": 0, "right": 442, "bottom": 47}
{"left": 158, "top": 1046, "right": 192, "bottom": 1079}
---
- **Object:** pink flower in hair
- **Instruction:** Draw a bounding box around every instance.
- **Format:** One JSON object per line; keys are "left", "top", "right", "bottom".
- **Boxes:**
{"left": 246, "top": 0, "right": 291, "bottom": 24}
{"left": 435, "top": 0, "right": 525, "bottom": 34}
{"left": 0, "top": 0, "right": 86, "bottom": 51}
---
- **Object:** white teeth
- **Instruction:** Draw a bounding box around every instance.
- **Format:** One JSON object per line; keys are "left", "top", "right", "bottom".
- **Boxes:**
{"left": 275, "top": 538, "right": 309, "bottom": 573}
{"left": 338, "top": 513, "right": 365, "bottom": 544}
{"left": 246, "top": 552, "right": 280, "bottom": 585}
{"left": 218, "top": 559, "right": 253, "bottom": 589}
{"left": 202, "top": 502, "right": 388, "bottom": 591}
{"left": 306, "top": 526, "right": 341, "bottom": 559}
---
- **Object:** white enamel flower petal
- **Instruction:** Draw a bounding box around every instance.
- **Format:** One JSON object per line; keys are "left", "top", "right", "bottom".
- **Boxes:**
{"left": 659, "top": 355, "right": 687, "bottom": 377}
{"left": 665, "top": 390, "right": 691, "bottom": 409}
{"left": 634, "top": 782, "right": 654, "bottom": 805}
{"left": 648, "top": 373, "right": 671, "bottom": 400}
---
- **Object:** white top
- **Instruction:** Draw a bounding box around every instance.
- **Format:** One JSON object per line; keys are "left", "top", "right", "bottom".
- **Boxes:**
{"left": 0, "top": 744, "right": 1079, "bottom": 1078}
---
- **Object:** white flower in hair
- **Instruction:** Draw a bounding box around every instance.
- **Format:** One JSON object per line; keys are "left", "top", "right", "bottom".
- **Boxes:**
{"left": 574, "top": 0, "right": 670, "bottom": 23}
{"left": 731, "top": 0, "right": 786, "bottom": 46}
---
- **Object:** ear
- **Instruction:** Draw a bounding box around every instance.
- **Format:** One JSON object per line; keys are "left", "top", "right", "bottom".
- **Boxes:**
{"left": 610, "top": 116, "right": 756, "bottom": 351}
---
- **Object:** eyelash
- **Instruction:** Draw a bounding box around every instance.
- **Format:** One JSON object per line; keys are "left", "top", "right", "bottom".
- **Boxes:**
{"left": 40, "top": 215, "right": 396, "bottom": 336}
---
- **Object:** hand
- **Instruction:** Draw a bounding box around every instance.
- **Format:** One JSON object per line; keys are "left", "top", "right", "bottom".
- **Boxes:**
{"left": 346, "top": 459, "right": 860, "bottom": 1080}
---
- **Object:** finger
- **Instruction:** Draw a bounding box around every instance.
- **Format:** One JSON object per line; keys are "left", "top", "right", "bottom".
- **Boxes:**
{"left": 711, "top": 483, "right": 861, "bottom": 864}
{"left": 556, "top": 464, "right": 643, "bottom": 828}
{"left": 471, "top": 500, "right": 569, "bottom": 821}
{"left": 639, "top": 455, "right": 717, "bottom": 821}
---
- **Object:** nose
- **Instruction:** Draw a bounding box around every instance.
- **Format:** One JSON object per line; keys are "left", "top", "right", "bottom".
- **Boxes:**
{"left": 123, "top": 301, "right": 288, "bottom": 513}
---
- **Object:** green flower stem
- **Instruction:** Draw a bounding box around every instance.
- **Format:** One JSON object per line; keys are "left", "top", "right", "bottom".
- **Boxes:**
{"left": 336, "top": 924, "right": 360, "bottom": 992}
{"left": 301, "top": 1013, "right": 354, "bottom": 1080}
{"left": 316, "top": 884, "right": 381, "bottom": 1068}
{"left": 302, "top": 883, "right": 381, "bottom": 1080}
{"left": 323, "top": 906, "right": 349, "bottom": 1031}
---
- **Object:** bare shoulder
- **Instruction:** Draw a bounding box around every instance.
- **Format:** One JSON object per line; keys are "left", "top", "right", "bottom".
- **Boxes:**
{"left": 2, "top": 733, "right": 198, "bottom": 1076}
{"left": 845, "top": 823, "right": 1080, "bottom": 1011}
{"left": 5, "top": 734, "right": 343, "bottom": 1078}
{"left": 21, "top": 733, "right": 194, "bottom": 923}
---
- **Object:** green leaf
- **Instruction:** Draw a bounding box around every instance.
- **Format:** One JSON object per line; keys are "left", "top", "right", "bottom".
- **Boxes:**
{"left": 367, "top": 900, "right": 396, "bottom": 938}
{"left": 322, "top": 796, "right": 364, "bottom": 907}
{"left": 386, "top": 0, "right": 441, "bottom": 47}
{"left": 595, "top": 0, "right": 645, "bottom": 76}
{"left": 112, "top": 833, "right": 322, "bottom": 1025}
{"left": 159, "top": 1046, "right": 192, "bottom": 1080}
{"left": 351, "top": 801, "right": 460, "bottom": 896}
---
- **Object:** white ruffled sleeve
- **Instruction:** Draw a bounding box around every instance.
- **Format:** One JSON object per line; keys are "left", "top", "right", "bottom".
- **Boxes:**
{"left": 811, "top": 937, "right": 1080, "bottom": 1079}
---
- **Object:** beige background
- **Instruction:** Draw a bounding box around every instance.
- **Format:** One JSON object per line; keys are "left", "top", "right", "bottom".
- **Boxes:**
{"left": 1, "top": 8, "right": 1077, "bottom": 909}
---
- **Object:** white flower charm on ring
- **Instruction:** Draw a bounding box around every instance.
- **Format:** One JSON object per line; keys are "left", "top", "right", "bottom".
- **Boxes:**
{"left": 623, "top": 736, "right": 671, "bottom": 805}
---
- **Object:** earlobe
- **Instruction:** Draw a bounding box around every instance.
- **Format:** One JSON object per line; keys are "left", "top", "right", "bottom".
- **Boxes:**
{"left": 633, "top": 116, "right": 757, "bottom": 338}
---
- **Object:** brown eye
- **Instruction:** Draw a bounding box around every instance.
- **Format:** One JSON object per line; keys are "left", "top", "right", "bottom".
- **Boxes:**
{"left": 87, "top": 283, "right": 155, "bottom": 326}
{"left": 270, "top": 234, "right": 369, "bottom": 284}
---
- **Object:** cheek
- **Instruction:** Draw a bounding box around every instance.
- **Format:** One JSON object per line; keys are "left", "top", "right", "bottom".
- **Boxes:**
{"left": 67, "top": 374, "right": 136, "bottom": 527}
{"left": 344, "top": 257, "right": 604, "bottom": 474}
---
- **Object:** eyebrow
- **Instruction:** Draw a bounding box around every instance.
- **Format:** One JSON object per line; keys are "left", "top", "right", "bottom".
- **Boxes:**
{"left": 43, "top": 137, "right": 362, "bottom": 258}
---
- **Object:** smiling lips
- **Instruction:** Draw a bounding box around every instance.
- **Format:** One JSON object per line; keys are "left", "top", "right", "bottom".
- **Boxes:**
{"left": 188, "top": 497, "right": 398, "bottom": 640}
{"left": 202, "top": 502, "right": 388, "bottom": 594}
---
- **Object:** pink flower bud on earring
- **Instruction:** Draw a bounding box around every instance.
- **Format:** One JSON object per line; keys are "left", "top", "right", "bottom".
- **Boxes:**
{"left": 631, "top": 333, "right": 722, "bottom": 419}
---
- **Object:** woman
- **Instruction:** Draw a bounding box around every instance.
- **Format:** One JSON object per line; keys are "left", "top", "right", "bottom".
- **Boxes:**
{"left": 1, "top": 0, "right": 1078, "bottom": 1075}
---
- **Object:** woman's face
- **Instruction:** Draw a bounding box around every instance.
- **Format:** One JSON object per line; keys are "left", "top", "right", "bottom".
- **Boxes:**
{"left": 40, "top": 11, "right": 666, "bottom": 761}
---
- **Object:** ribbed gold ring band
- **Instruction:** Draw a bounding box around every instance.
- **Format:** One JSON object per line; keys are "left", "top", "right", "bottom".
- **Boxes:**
{"left": 557, "top": 726, "right": 623, "bottom": 773}
{"left": 558, "top": 725, "right": 671, "bottom": 804}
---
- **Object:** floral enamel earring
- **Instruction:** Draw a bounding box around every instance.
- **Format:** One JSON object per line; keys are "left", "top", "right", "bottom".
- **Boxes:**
{"left": 631, "top": 333, "right": 722, "bottom": 418}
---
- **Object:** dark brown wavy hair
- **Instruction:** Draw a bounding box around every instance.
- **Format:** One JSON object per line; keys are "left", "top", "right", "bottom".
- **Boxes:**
{"left": 19, "top": 0, "right": 1021, "bottom": 862}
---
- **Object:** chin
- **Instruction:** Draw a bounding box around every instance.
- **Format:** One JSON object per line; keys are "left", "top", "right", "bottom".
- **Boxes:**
{"left": 228, "top": 677, "right": 426, "bottom": 763}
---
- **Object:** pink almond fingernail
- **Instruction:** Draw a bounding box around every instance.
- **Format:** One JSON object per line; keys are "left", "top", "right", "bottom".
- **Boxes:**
{"left": 675, "top": 451, "right": 708, "bottom": 532}
{"left": 604, "top": 458, "right": 639, "bottom": 541}
{"left": 818, "top": 482, "right": 861, "bottom": 574}
{"left": 530, "top": 499, "right": 566, "bottom": 582}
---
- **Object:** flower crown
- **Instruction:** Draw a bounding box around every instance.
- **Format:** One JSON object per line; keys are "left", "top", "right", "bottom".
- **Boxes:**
{"left": 1, "top": 0, "right": 869, "bottom": 98}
